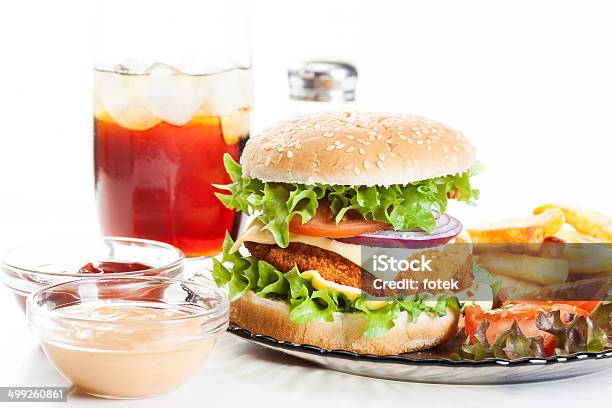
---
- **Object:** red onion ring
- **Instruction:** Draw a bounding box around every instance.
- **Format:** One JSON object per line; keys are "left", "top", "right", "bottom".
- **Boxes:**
{"left": 334, "top": 213, "right": 462, "bottom": 249}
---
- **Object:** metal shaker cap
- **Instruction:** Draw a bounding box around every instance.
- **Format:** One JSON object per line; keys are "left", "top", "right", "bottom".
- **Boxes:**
{"left": 288, "top": 60, "right": 357, "bottom": 102}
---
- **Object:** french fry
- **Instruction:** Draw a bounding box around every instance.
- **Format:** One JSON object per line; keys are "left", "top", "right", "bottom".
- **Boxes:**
{"left": 472, "top": 243, "right": 541, "bottom": 256}
{"left": 540, "top": 236, "right": 566, "bottom": 259}
{"left": 476, "top": 252, "right": 569, "bottom": 285}
{"left": 492, "top": 274, "right": 542, "bottom": 302}
{"left": 468, "top": 208, "right": 565, "bottom": 244}
{"left": 570, "top": 271, "right": 612, "bottom": 280}
{"left": 473, "top": 236, "right": 565, "bottom": 258}
{"left": 534, "top": 204, "right": 612, "bottom": 241}
{"left": 562, "top": 243, "right": 612, "bottom": 274}
{"left": 555, "top": 228, "right": 607, "bottom": 243}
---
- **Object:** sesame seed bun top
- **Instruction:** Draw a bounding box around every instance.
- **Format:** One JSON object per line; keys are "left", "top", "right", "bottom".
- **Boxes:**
{"left": 241, "top": 111, "right": 476, "bottom": 186}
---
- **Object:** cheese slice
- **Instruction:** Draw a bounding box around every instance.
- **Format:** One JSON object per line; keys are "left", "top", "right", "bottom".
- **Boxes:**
{"left": 230, "top": 219, "right": 362, "bottom": 265}
{"left": 299, "top": 270, "right": 361, "bottom": 301}
{"left": 299, "top": 269, "right": 387, "bottom": 310}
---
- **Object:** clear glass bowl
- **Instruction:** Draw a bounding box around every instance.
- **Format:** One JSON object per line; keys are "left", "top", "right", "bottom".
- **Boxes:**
{"left": 27, "top": 276, "right": 228, "bottom": 399}
{"left": 2, "top": 237, "right": 184, "bottom": 313}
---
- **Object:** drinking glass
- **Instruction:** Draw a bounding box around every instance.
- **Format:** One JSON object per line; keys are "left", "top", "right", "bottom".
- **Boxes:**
{"left": 94, "top": 0, "right": 251, "bottom": 257}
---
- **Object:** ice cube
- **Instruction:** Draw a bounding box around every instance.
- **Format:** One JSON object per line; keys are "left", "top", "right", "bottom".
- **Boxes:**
{"left": 221, "top": 109, "right": 250, "bottom": 145}
{"left": 137, "top": 66, "right": 208, "bottom": 126}
{"left": 143, "top": 61, "right": 182, "bottom": 75}
{"left": 201, "top": 69, "right": 247, "bottom": 117}
{"left": 117, "top": 58, "right": 158, "bottom": 74}
{"left": 94, "top": 70, "right": 160, "bottom": 131}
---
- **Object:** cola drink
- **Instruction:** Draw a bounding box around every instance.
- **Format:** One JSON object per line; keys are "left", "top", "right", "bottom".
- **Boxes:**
{"left": 94, "top": 62, "right": 251, "bottom": 256}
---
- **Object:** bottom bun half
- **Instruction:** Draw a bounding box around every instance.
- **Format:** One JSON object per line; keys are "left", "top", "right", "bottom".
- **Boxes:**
{"left": 230, "top": 291, "right": 460, "bottom": 356}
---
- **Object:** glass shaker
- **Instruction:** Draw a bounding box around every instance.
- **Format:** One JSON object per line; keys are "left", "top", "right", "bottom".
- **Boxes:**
{"left": 287, "top": 60, "right": 358, "bottom": 116}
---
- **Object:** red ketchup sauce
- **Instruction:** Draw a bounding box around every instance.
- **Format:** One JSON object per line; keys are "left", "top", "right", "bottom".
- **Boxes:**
{"left": 78, "top": 261, "right": 153, "bottom": 274}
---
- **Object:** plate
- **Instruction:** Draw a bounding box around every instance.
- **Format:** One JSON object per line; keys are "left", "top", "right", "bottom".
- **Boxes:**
{"left": 229, "top": 326, "right": 612, "bottom": 384}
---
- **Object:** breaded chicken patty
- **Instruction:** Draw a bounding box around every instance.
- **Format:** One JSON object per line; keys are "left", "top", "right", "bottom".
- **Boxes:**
{"left": 244, "top": 241, "right": 362, "bottom": 288}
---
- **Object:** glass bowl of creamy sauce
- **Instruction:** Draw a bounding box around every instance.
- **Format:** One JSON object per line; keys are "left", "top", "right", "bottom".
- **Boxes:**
{"left": 27, "top": 276, "right": 228, "bottom": 399}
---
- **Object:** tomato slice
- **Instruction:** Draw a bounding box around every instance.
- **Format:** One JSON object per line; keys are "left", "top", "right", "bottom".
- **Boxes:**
{"left": 508, "top": 300, "right": 600, "bottom": 313}
{"left": 504, "top": 278, "right": 608, "bottom": 313}
{"left": 289, "top": 202, "right": 388, "bottom": 238}
{"left": 464, "top": 303, "right": 591, "bottom": 356}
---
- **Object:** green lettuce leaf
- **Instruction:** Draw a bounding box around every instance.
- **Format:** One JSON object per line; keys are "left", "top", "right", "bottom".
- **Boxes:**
{"left": 536, "top": 310, "right": 608, "bottom": 354}
{"left": 214, "top": 154, "right": 479, "bottom": 248}
{"left": 471, "top": 262, "right": 502, "bottom": 298}
{"left": 462, "top": 320, "right": 546, "bottom": 360}
{"left": 590, "top": 302, "right": 612, "bottom": 340}
{"left": 213, "top": 233, "right": 461, "bottom": 338}
{"left": 354, "top": 299, "right": 403, "bottom": 338}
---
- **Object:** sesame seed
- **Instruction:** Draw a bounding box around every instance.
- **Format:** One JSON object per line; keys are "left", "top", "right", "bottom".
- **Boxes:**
{"left": 326, "top": 145, "right": 335, "bottom": 151}
{"left": 264, "top": 156, "right": 271, "bottom": 166}
{"left": 287, "top": 150, "right": 293, "bottom": 158}
{"left": 334, "top": 140, "right": 341, "bottom": 145}
{"left": 417, "top": 139, "right": 424, "bottom": 145}
{"left": 363, "top": 160, "right": 370, "bottom": 169}
{"left": 385, "top": 139, "right": 393, "bottom": 144}
{"left": 376, "top": 160, "right": 384, "bottom": 169}
{"left": 277, "top": 147, "right": 284, "bottom": 152}
{"left": 399, "top": 134, "right": 407, "bottom": 140}
{"left": 390, "top": 152, "right": 397, "bottom": 157}
{"left": 359, "top": 147, "right": 366, "bottom": 155}
{"left": 378, "top": 153, "right": 385, "bottom": 161}
{"left": 385, "top": 145, "right": 391, "bottom": 152}
{"left": 309, "top": 162, "right": 317, "bottom": 169}
{"left": 336, "top": 143, "right": 345, "bottom": 149}
{"left": 346, "top": 146, "right": 355, "bottom": 153}
{"left": 346, "top": 134, "right": 354, "bottom": 140}
{"left": 354, "top": 167, "right": 361, "bottom": 176}
{"left": 369, "top": 135, "right": 375, "bottom": 141}
{"left": 324, "top": 131, "right": 335, "bottom": 138}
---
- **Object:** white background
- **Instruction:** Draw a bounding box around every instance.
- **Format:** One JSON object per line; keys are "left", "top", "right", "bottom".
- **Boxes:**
{"left": 0, "top": 0, "right": 610, "bottom": 406}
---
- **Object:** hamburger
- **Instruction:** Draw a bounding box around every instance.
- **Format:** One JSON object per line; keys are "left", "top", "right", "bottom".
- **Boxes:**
{"left": 213, "top": 111, "right": 481, "bottom": 355}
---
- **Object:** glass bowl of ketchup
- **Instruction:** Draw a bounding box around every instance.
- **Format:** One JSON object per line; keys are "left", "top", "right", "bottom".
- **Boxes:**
{"left": 1, "top": 237, "right": 184, "bottom": 313}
